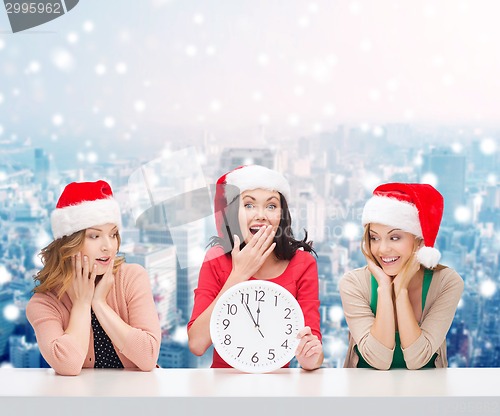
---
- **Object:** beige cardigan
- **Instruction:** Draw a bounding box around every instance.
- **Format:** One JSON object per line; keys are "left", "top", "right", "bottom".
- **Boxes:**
{"left": 339, "top": 266, "right": 463, "bottom": 370}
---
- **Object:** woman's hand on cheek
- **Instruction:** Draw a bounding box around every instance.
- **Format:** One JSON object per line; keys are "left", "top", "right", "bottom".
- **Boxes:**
{"left": 394, "top": 253, "right": 420, "bottom": 294}
{"left": 365, "top": 256, "right": 392, "bottom": 288}
{"left": 92, "top": 262, "right": 114, "bottom": 306}
{"left": 67, "top": 252, "right": 96, "bottom": 307}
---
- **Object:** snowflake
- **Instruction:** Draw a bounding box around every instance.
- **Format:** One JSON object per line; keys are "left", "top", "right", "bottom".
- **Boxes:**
{"left": 104, "top": 117, "right": 115, "bottom": 128}
{"left": 52, "top": 114, "right": 64, "bottom": 126}
{"left": 95, "top": 64, "right": 107, "bottom": 76}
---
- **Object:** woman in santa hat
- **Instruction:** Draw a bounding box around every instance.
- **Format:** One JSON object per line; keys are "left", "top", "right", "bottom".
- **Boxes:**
{"left": 339, "top": 183, "right": 464, "bottom": 369}
{"left": 27, "top": 180, "right": 161, "bottom": 376}
{"left": 188, "top": 165, "right": 324, "bottom": 370}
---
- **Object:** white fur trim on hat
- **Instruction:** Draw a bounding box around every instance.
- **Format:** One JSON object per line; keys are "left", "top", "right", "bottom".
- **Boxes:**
{"left": 362, "top": 195, "right": 423, "bottom": 237}
{"left": 51, "top": 198, "right": 122, "bottom": 239}
{"left": 225, "top": 165, "right": 291, "bottom": 204}
{"left": 416, "top": 246, "right": 441, "bottom": 269}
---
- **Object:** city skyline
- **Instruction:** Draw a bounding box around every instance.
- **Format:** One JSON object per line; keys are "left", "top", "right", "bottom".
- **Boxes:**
{"left": 1, "top": 122, "right": 499, "bottom": 369}
{"left": 1, "top": 1, "right": 499, "bottom": 370}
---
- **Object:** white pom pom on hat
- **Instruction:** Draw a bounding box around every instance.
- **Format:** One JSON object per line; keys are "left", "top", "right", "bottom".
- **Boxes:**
{"left": 362, "top": 182, "right": 444, "bottom": 268}
{"left": 51, "top": 180, "right": 122, "bottom": 240}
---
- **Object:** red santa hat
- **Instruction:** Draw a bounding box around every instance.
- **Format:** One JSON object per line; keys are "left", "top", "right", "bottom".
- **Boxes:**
{"left": 362, "top": 182, "right": 444, "bottom": 268}
{"left": 214, "top": 165, "right": 291, "bottom": 237}
{"left": 51, "top": 180, "right": 122, "bottom": 239}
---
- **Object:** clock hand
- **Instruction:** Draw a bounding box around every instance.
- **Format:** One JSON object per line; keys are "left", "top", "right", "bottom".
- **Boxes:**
{"left": 256, "top": 302, "right": 261, "bottom": 327}
{"left": 255, "top": 302, "right": 265, "bottom": 338}
{"left": 243, "top": 301, "right": 258, "bottom": 326}
{"left": 243, "top": 301, "right": 265, "bottom": 338}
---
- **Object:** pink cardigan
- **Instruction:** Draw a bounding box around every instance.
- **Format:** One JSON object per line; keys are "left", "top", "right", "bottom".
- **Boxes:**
{"left": 26, "top": 263, "right": 161, "bottom": 376}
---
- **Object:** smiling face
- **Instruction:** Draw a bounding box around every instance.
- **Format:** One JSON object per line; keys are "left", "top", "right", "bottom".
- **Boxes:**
{"left": 238, "top": 189, "right": 282, "bottom": 244}
{"left": 368, "top": 223, "right": 418, "bottom": 276}
{"left": 81, "top": 223, "right": 119, "bottom": 274}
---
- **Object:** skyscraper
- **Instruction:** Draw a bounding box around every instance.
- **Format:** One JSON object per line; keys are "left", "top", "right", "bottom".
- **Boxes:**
{"left": 9, "top": 335, "right": 41, "bottom": 368}
{"left": 0, "top": 289, "right": 17, "bottom": 360}
{"left": 122, "top": 243, "right": 178, "bottom": 335}
{"left": 219, "top": 147, "right": 275, "bottom": 172}
{"left": 421, "top": 148, "right": 466, "bottom": 223}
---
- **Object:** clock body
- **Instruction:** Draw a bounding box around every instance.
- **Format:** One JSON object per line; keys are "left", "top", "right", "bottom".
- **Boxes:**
{"left": 209, "top": 279, "right": 305, "bottom": 373}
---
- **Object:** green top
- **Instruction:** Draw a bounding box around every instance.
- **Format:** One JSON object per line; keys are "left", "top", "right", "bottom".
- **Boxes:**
{"left": 355, "top": 269, "right": 437, "bottom": 369}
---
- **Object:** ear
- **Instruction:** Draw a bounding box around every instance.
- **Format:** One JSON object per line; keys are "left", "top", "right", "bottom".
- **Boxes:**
{"left": 416, "top": 237, "right": 424, "bottom": 249}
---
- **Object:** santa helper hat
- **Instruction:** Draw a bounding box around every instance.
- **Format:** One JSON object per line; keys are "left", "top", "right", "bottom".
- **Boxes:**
{"left": 51, "top": 180, "right": 122, "bottom": 239}
{"left": 362, "top": 182, "right": 444, "bottom": 269}
{"left": 214, "top": 165, "right": 291, "bottom": 237}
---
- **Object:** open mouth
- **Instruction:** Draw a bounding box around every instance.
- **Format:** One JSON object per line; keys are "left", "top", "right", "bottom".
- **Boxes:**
{"left": 380, "top": 256, "right": 399, "bottom": 265}
{"left": 95, "top": 257, "right": 111, "bottom": 265}
{"left": 249, "top": 225, "right": 266, "bottom": 235}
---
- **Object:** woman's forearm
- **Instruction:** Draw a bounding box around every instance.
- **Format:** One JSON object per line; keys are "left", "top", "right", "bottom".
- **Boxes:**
{"left": 394, "top": 288, "right": 421, "bottom": 348}
{"left": 369, "top": 285, "right": 396, "bottom": 349}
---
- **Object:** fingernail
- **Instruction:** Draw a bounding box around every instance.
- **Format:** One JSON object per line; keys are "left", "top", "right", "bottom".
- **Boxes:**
{"left": 83, "top": 256, "right": 88, "bottom": 262}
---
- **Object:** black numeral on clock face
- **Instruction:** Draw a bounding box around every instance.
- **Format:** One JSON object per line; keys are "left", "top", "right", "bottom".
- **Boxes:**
{"left": 281, "top": 340, "right": 288, "bottom": 349}
{"left": 227, "top": 304, "right": 237, "bottom": 315}
{"left": 237, "top": 346, "right": 244, "bottom": 357}
{"left": 285, "top": 324, "right": 293, "bottom": 335}
{"left": 255, "top": 290, "right": 265, "bottom": 302}
{"left": 222, "top": 319, "right": 230, "bottom": 329}
{"left": 241, "top": 293, "right": 249, "bottom": 304}
{"left": 268, "top": 349, "right": 275, "bottom": 360}
{"left": 224, "top": 334, "right": 231, "bottom": 345}
{"left": 284, "top": 308, "right": 291, "bottom": 319}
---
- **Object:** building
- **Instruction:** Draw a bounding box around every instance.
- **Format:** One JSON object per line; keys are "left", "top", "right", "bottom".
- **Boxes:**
{"left": 421, "top": 148, "right": 466, "bottom": 223}
{"left": 0, "top": 289, "right": 17, "bottom": 360}
{"left": 158, "top": 339, "right": 188, "bottom": 368}
{"left": 121, "top": 243, "right": 178, "bottom": 335}
{"left": 9, "top": 335, "right": 41, "bottom": 368}
{"left": 219, "top": 147, "right": 276, "bottom": 173}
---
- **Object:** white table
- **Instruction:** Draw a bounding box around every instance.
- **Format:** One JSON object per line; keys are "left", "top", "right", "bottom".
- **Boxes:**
{"left": 1, "top": 368, "right": 499, "bottom": 416}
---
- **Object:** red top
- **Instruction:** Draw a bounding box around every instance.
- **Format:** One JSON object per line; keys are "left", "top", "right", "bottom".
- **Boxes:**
{"left": 188, "top": 246, "right": 322, "bottom": 368}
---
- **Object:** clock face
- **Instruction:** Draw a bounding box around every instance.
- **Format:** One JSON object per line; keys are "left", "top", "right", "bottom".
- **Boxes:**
{"left": 210, "top": 280, "right": 305, "bottom": 373}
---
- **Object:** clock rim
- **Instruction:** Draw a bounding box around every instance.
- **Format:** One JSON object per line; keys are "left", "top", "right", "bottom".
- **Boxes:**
{"left": 209, "top": 280, "right": 305, "bottom": 373}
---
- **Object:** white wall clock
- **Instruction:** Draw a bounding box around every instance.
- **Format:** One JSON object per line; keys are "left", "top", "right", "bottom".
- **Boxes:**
{"left": 209, "top": 280, "right": 305, "bottom": 373}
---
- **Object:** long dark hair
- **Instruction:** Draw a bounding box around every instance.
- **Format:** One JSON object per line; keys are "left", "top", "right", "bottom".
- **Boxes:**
{"left": 208, "top": 192, "right": 316, "bottom": 260}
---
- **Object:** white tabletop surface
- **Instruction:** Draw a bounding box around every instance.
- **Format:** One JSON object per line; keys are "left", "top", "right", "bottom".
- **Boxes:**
{"left": 0, "top": 367, "right": 498, "bottom": 397}
{"left": 1, "top": 368, "right": 499, "bottom": 416}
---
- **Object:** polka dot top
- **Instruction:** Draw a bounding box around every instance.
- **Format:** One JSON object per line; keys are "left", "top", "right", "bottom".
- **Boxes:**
{"left": 91, "top": 309, "right": 124, "bottom": 369}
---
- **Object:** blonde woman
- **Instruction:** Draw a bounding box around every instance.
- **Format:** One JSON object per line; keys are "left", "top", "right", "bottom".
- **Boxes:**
{"left": 339, "top": 183, "right": 463, "bottom": 370}
{"left": 27, "top": 180, "right": 161, "bottom": 375}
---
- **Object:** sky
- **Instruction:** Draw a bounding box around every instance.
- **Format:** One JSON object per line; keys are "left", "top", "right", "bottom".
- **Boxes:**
{"left": 1, "top": 0, "right": 500, "bottom": 153}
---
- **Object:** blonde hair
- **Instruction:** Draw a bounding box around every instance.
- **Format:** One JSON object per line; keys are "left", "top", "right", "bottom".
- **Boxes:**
{"left": 33, "top": 230, "right": 125, "bottom": 299}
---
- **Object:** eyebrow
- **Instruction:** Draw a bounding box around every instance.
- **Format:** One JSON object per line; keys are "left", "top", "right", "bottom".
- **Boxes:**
{"left": 370, "top": 228, "right": 401, "bottom": 235}
{"left": 242, "top": 195, "right": 279, "bottom": 202}
{"left": 87, "top": 227, "right": 118, "bottom": 232}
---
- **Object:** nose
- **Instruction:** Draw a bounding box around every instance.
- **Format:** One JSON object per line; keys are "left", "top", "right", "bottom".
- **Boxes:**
{"left": 253, "top": 206, "right": 267, "bottom": 220}
{"left": 378, "top": 239, "right": 390, "bottom": 254}
{"left": 101, "top": 236, "right": 111, "bottom": 251}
